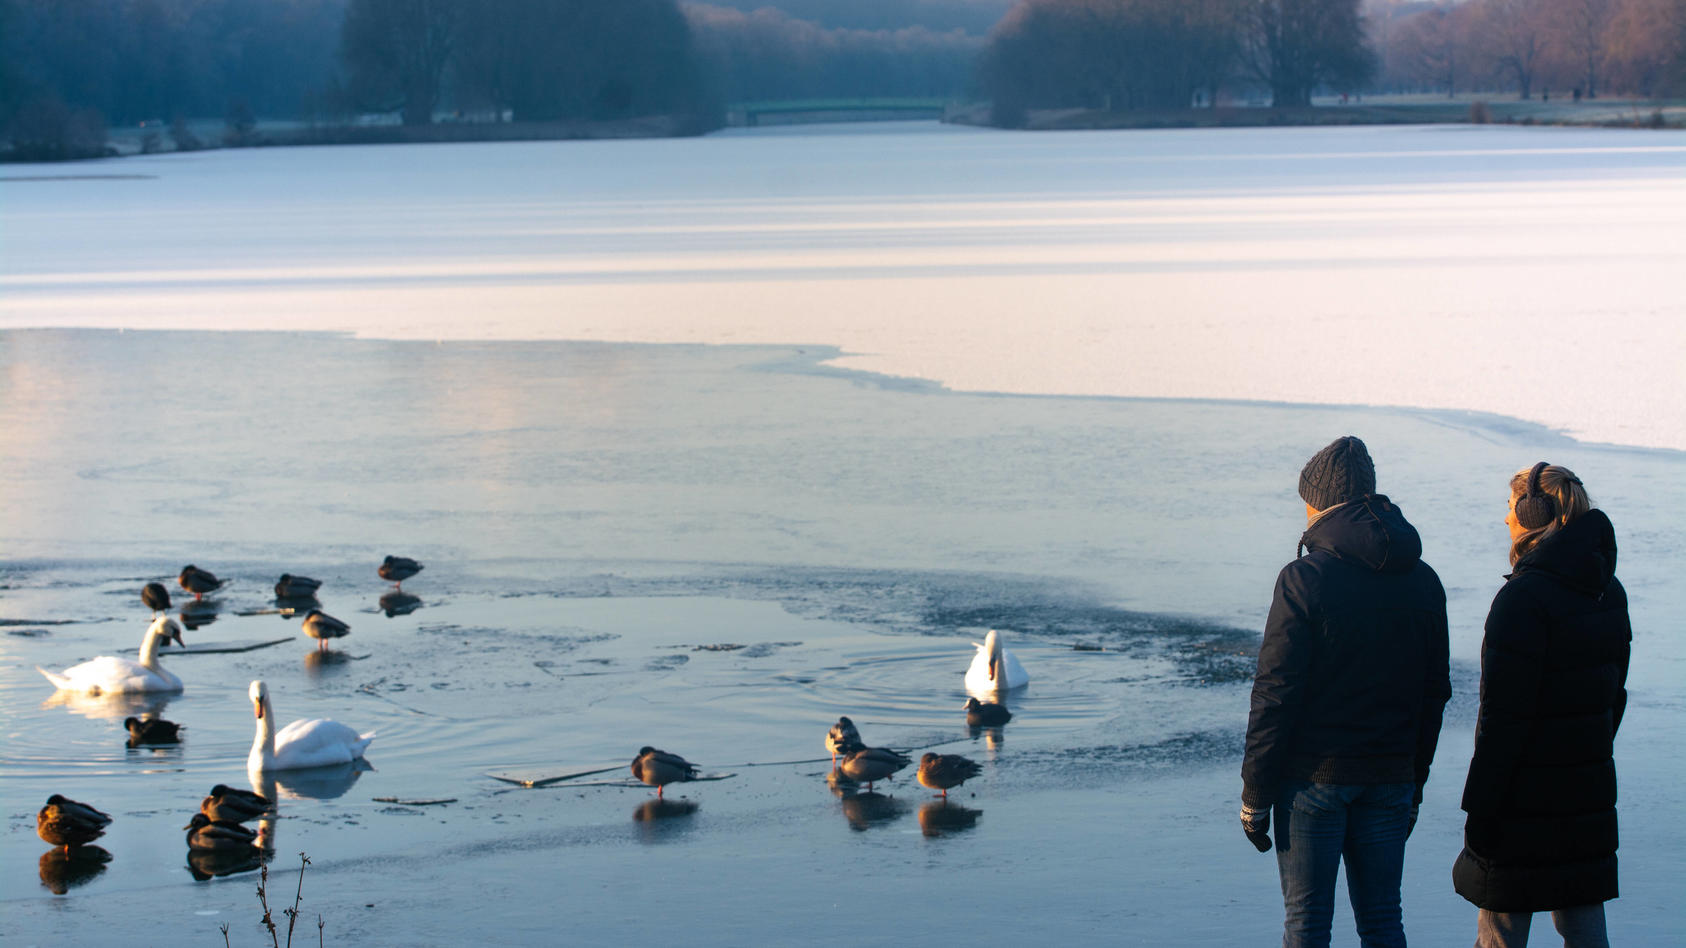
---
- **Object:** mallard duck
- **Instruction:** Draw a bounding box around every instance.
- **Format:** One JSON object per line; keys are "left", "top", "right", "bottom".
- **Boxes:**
{"left": 964, "top": 696, "right": 1012, "bottom": 727}
{"left": 378, "top": 555, "right": 423, "bottom": 588}
{"left": 825, "top": 716, "right": 865, "bottom": 765}
{"left": 141, "top": 582, "right": 171, "bottom": 614}
{"left": 300, "top": 609, "right": 350, "bottom": 650}
{"left": 630, "top": 747, "right": 699, "bottom": 797}
{"left": 37, "top": 795, "right": 112, "bottom": 850}
{"left": 184, "top": 813, "right": 263, "bottom": 852}
{"left": 917, "top": 753, "right": 983, "bottom": 798}
{"left": 38, "top": 615, "right": 185, "bottom": 694}
{"left": 200, "top": 784, "right": 273, "bottom": 823}
{"left": 247, "top": 680, "right": 375, "bottom": 772}
{"left": 964, "top": 629, "right": 1030, "bottom": 694}
{"left": 838, "top": 746, "right": 911, "bottom": 791}
{"left": 124, "top": 716, "right": 183, "bottom": 745}
{"left": 274, "top": 573, "right": 322, "bottom": 600}
{"left": 178, "top": 565, "right": 223, "bottom": 601}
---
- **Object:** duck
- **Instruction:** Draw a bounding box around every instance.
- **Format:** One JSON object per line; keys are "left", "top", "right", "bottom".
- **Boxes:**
{"left": 37, "top": 795, "right": 112, "bottom": 850}
{"left": 825, "top": 716, "right": 865, "bottom": 766}
{"left": 178, "top": 565, "right": 223, "bottom": 601}
{"left": 141, "top": 582, "right": 171, "bottom": 614}
{"left": 378, "top": 555, "right": 423, "bottom": 589}
{"left": 300, "top": 609, "right": 351, "bottom": 650}
{"left": 274, "top": 573, "right": 322, "bottom": 600}
{"left": 630, "top": 747, "right": 699, "bottom": 797}
{"left": 964, "top": 629, "right": 1030, "bottom": 694}
{"left": 184, "top": 813, "right": 264, "bottom": 852}
{"left": 917, "top": 752, "right": 983, "bottom": 798}
{"left": 247, "top": 679, "right": 375, "bottom": 772}
{"left": 200, "top": 785, "right": 274, "bottom": 823}
{"left": 124, "top": 715, "right": 183, "bottom": 745}
{"left": 964, "top": 696, "right": 1013, "bottom": 727}
{"left": 38, "top": 614, "right": 185, "bottom": 695}
{"left": 838, "top": 746, "right": 911, "bottom": 791}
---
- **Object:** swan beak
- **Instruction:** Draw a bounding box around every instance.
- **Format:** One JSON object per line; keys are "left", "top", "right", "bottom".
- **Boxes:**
{"left": 253, "top": 700, "right": 263, "bottom": 720}
{"left": 173, "top": 629, "right": 186, "bottom": 647}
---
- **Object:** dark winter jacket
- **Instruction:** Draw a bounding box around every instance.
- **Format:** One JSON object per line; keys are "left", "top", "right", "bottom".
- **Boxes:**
{"left": 1453, "top": 509, "right": 1630, "bottom": 913}
{"left": 1242, "top": 495, "right": 1452, "bottom": 809}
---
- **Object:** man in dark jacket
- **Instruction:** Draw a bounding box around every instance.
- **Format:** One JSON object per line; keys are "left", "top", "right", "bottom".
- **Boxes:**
{"left": 1240, "top": 436, "right": 1452, "bottom": 948}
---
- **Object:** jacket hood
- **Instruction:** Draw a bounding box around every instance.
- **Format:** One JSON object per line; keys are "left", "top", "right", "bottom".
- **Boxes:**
{"left": 1514, "top": 508, "right": 1618, "bottom": 597}
{"left": 1299, "top": 494, "right": 1423, "bottom": 574}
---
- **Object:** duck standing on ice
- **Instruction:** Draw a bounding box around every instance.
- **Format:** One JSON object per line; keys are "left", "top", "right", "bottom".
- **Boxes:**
{"left": 964, "top": 629, "right": 1029, "bottom": 694}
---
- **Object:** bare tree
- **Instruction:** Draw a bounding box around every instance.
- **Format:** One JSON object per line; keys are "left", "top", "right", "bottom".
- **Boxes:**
{"left": 340, "top": 0, "right": 463, "bottom": 125}
{"left": 1239, "top": 0, "right": 1375, "bottom": 106}
{"left": 1551, "top": 0, "right": 1613, "bottom": 96}
{"left": 1473, "top": 0, "right": 1550, "bottom": 98}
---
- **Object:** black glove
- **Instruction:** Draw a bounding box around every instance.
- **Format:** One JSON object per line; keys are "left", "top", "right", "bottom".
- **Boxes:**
{"left": 1240, "top": 804, "right": 1272, "bottom": 853}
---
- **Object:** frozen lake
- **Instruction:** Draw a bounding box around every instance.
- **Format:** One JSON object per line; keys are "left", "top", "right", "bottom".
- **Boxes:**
{"left": 2, "top": 123, "right": 1683, "bottom": 944}
{"left": 3, "top": 121, "right": 1684, "bottom": 449}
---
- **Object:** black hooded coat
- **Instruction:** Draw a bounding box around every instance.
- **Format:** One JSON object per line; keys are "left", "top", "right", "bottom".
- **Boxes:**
{"left": 1242, "top": 495, "right": 1452, "bottom": 809}
{"left": 1453, "top": 509, "right": 1630, "bottom": 912}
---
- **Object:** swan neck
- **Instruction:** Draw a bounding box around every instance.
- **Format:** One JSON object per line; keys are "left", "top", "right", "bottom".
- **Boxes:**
{"left": 138, "top": 623, "right": 163, "bottom": 670}
{"left": 252, "top": 694, "right": 276, "bottom": 763}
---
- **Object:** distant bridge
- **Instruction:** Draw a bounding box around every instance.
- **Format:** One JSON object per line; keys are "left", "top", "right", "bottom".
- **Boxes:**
{"left": 728, "top": 98, "right": 950, "bottom": 127}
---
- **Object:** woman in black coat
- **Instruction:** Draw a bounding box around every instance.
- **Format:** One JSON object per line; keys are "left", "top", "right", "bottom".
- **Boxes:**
{"left": 1454, "top": 463, "right": 1631, "bottom": 948}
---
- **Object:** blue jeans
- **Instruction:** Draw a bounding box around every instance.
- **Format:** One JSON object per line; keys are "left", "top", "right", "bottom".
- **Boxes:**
{"left": 1274, "top": 780, "right": 1415, "bottom": 948}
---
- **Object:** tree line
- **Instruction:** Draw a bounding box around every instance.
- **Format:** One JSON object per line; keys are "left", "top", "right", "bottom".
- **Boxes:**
{"left": 1372, "top": 0, "right": 1686, "bottom": 100}
{"left": 3, "top": 0, "right": 1683, "bottom": 158}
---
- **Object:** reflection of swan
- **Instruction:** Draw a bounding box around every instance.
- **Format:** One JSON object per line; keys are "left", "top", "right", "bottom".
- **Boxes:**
{"left": 248, "top": 680, "right": 375, "bottom": 772}
{"left": 44, "top": 688, "right": 174, "bottom": 723}
{"left": 124, "top": 716, "right": 182, "bottom": 745}
{"left": 918, "top": 800, "right": 982, "bottom": 837}
{"left": 964, "top": 697, "right": 1012, "bottom": 727}
{"left": 965, "top": 629, "right": 1029, "bottom": 694}
{"left": 37, "top": 795, "right": 112, "bottom": 850}
{"left": 40, "top": 845, "right": 111, "bottom": 893}
{"left": 378, "top": 591, "right": 422, "bottom": 617}
{"left": 917, "top": 753, "right": 982, "bottom": 798}
{"left": 840, "top": 791, "right": 906, "bottom": 831}
{"left": 301, "top": 609, "right": 350, "bottom": 650}
{"left": 631, "top": 747, "right": 699, "bottom": 797}
{"left": 38, "top": 616, "right": 184, "bottom": 694}
{"left": 826, "top": 717, "right": 864, "bottom": 766}
{"left": 178, "top": 565, "right": 223, "bottom": 600}
{"left": 839, "top": 747, "right": 910, "bottom": 791}
{"left": 250, "top": 759, "right": 371, "bottom": 801}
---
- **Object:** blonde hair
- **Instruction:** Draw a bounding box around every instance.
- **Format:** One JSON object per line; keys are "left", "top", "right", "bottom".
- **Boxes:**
{"left": 1509, "top": 464, "right": 1591, "bottom": 565}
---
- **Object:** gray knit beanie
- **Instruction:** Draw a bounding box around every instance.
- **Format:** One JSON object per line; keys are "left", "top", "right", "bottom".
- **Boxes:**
{"left": 1298, "top": 436, "right": 1376, "bottom": 511}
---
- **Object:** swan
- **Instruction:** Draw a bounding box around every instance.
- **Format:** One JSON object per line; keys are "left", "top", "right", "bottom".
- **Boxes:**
{"left": 247, "top": 680, "right": 375, "bottom": 772}
{"left": 630, "top": 747, "right": 699, "bottom": 797}
{"left": 964, "top": 629, "right": 1030, "bottom": 694}
{"left": 917, "top": 752, "right": 983, "bottom": 798}
{"left": 38, "top": 615, "right": 184, "bottom": 695}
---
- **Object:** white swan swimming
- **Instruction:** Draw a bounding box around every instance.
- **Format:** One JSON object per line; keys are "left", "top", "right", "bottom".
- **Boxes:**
{"left": 37, "top": 616, "right": 185, "bottom": 695}
{"left": 964, "top": 629, "right": 1029, "bottom": 694}
{"left": 247, "top": 679, "right": 375, "bottom": 772}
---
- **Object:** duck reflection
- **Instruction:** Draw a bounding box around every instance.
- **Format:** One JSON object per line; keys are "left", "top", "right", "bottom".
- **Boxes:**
{"left": 39, "top": 845, "right": 111, "bottom": 894}
{"left": 917, "top": 800, "right": 982, "bottom": 838}
{"left": 249, "top": 759, "right": 369, "bottom": 802}
{"left": 44, "top": 689, "right": 173, "bottom": 724}
{"left": 186, "top": 825, "right": 271, "bottom": 882}
{"left": 302, "top": 648, "right": 355, "bottom": 678}
{"left": 840, "top": 791, "right": 906, "bottom": 831}
{"left": 378, "top": 591, "right": 422, "bottom": 618}
{"left": 632, "top": 798, "right": 699, "bottom": 842}
{"left": 179, "top": 600, "right": 220, "bottom": 631}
